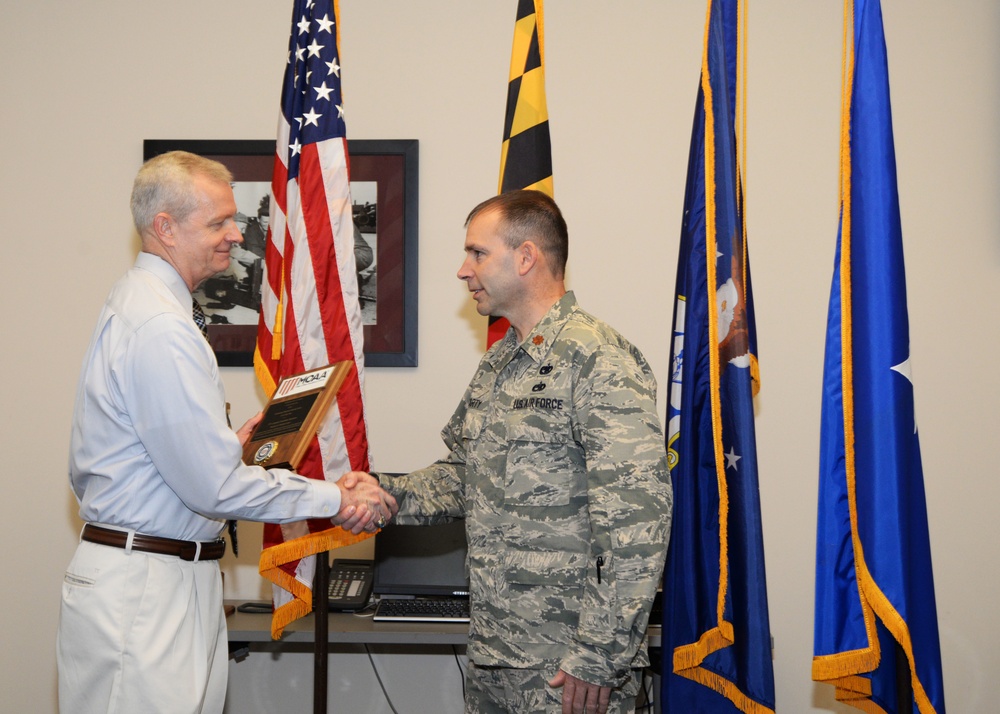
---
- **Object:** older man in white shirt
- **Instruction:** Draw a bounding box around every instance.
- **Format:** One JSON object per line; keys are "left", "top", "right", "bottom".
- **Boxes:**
{"left": 57, "top": 151, "right": 395, "bottom": 714}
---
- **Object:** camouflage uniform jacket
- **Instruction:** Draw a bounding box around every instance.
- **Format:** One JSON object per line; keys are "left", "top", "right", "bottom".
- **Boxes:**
{"left": 382, "top": 292, "right": 672, "bottom": 687}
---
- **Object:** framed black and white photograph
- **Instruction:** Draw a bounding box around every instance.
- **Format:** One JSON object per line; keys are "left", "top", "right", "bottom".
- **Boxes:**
{"left": 142, "top": 138, "right": 418, "bottom": 367}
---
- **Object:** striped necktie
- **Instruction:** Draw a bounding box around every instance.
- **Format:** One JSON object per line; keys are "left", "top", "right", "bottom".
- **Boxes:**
{"left": 192, "top": 300, "right": 239, "bottom": 556}
{"left": 192, "top": 300, "right": 209, "bottom": 339}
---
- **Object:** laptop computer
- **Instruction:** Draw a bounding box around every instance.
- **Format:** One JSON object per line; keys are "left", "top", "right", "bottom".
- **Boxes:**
{"left": 371, "top": 520, "right": 471, "bottom": 623}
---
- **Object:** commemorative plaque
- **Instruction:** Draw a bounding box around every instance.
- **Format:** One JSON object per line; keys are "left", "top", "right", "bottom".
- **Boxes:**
{"left": 242, "top": 362, "right": 353, "bottom": 470}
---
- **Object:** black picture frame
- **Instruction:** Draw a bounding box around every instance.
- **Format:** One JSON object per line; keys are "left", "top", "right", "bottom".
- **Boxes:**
{"left": 142, "top": 138, "right": 418, "bottom": 367}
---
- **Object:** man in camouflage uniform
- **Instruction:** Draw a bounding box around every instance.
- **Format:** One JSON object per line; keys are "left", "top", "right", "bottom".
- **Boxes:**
{"left": 377, "top": 191, "right": 672, "bottom": 714}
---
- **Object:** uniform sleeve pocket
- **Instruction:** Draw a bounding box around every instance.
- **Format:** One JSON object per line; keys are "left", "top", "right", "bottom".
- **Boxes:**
{"left": 611, "top": 519, "right": 670, "bottom": 583}
{"left": 461, "top": 408, "right": 486, "bottom": 440}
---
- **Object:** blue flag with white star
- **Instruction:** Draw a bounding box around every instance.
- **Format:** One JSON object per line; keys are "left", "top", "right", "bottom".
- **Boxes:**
{"left": 660, "top": 1, "right": 775, "bottom": 711}
{"left": 812, "top": 2, "right": 945, "bottom": 711}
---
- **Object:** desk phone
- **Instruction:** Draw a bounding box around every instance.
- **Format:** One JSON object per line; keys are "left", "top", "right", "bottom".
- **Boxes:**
{"left": 327, "top": 559, "right": 374, "bottom": 611}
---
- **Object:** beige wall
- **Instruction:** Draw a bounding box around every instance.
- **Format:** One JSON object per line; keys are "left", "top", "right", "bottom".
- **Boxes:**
{"left": 2, "top": 1, "right": 997, "bottom": 711}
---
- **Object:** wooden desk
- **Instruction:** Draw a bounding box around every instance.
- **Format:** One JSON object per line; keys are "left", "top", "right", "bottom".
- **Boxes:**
{"left": 225, "top": 600, "right": 662, "bottom": 712}
{"left": 226, "top": 599, "right": 661, "bottom": 649}
{"left": 226, "top": 600, "right": 469, "bottom": 648}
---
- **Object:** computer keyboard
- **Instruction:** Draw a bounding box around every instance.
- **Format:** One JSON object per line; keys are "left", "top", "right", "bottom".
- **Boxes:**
{"left": 373, "top": 597, "right": 470, "bottom": 623}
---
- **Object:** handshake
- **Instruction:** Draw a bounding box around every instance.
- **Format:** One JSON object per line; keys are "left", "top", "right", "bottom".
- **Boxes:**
{"left": 332, "top": 471, "right": 398, "bottom": 535}
{"left": 236, "top": 414, "right": 396, "bottom": 536}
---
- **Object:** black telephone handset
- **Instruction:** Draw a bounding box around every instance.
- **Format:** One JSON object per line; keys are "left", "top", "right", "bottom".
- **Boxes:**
{"left": 327, "top": 558, "right": 374, "bottom": 611}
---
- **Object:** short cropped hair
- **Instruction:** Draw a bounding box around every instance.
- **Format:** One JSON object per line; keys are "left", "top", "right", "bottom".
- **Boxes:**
{"left": 130, "top": 151, "right": 233, "bottom": 236}
{"left": 465, "top": 190, "right": 568, "bottom": 278}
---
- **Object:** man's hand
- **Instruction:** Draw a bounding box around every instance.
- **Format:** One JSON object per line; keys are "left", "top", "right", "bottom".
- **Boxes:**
{"left": 236, "top": 412, "right": 264, "bottom": 446}
{"left": 333, "top": 471, "right": 397, "bottom": 535}
{"left": 548, "top": 670, "right": 611, "bottom": 714}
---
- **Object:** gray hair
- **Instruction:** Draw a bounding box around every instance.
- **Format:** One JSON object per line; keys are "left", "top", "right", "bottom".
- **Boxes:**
{"left": 130, "top": 151, "right": 233, "bottom": 236}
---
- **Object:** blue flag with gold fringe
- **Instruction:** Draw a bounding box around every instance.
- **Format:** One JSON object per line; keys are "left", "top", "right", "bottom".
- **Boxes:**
{"left": 812, "top": 1, "right": 946, "bottom": 712}
{"left": 660, "top": 0, "right": 775, "bottom": 711}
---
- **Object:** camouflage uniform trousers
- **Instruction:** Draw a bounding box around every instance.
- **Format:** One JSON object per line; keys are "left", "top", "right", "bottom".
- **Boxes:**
{"left": 465, "top": 662, "right": 642, "bottom": 714}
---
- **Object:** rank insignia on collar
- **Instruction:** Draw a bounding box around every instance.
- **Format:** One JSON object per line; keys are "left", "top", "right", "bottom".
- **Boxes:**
{"left": 540, "top": 364, "right": 553, "bottom": 375}
{"left": 532, "top": 382, "right": 546, "bottom": 392}
{"left": 532, "top": 335, "right": 544, "bottom": 345}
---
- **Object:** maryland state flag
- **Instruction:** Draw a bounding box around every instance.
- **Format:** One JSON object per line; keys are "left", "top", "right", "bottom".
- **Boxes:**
{"left": 254, "top": 0, "right": 373, "bottom": 638}
{"left": 488, "top": 0, "right": 553, "bottom": 347}
{"left": 660, "top": 0, "right": 776, "bottom": 711}
{"left": 812, "top": 1, "right": 945, "bottom": 711}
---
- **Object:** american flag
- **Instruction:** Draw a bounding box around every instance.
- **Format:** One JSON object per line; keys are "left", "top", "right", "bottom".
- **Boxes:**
{"left": 255, "top": 0, "right": 373, "bottom": 639}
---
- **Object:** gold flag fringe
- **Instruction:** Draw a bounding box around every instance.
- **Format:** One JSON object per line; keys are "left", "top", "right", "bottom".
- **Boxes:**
{"left": 259, "top": 526, "right": 374, "bottom": 639}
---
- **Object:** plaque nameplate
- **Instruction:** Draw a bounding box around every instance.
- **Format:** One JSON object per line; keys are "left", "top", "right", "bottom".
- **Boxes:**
{"left": 242, "top": 362, "right": 353, "bottom": 470}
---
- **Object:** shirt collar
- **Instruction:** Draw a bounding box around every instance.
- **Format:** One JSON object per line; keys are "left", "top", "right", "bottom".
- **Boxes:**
{"left": 134, "top": 251, "right": 193, "bottom": 310}
{"left": 487, "top": 291, "right": 578, "bottom": 368}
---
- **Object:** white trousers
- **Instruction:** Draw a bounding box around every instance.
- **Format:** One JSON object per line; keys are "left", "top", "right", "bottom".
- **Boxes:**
{"left": 57, "top": 541, "right": 228, "bottom": 714}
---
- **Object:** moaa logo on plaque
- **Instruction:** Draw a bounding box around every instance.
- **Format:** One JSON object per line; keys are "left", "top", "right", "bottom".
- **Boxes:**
{"left": 241, "top": 362, "right": 353, "bottom": 471}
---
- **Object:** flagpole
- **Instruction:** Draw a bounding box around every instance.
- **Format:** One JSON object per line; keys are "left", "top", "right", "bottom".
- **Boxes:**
{"left": 314, "top": 554, "right": 330, "bottom": 714}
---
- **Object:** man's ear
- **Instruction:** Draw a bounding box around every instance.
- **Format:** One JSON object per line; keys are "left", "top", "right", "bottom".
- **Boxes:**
{"left": 516, "top": 240, "right": 540, "bottom": 276}
{"left": 152, "top": 213, "right": 174, "bottom": 246}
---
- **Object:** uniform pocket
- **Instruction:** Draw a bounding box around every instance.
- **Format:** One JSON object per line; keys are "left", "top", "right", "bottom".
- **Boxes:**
{"left": 505, "top": 549, "right": 588, "bottom": 588}
{"left": 504, "top": 410, "right": 580, "bottom": 506}
{"left": 501, "top": 549, "right": 588, "bottom": 643}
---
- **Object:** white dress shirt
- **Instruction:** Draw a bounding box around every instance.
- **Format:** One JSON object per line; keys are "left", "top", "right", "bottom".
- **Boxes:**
{"left": 69, "top": 251, "right": 341, "bottom": 542}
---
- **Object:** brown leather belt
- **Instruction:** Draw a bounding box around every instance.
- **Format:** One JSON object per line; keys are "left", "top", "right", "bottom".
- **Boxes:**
{"left": 82, "top": 524, "right": 226, "bottom": 562}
